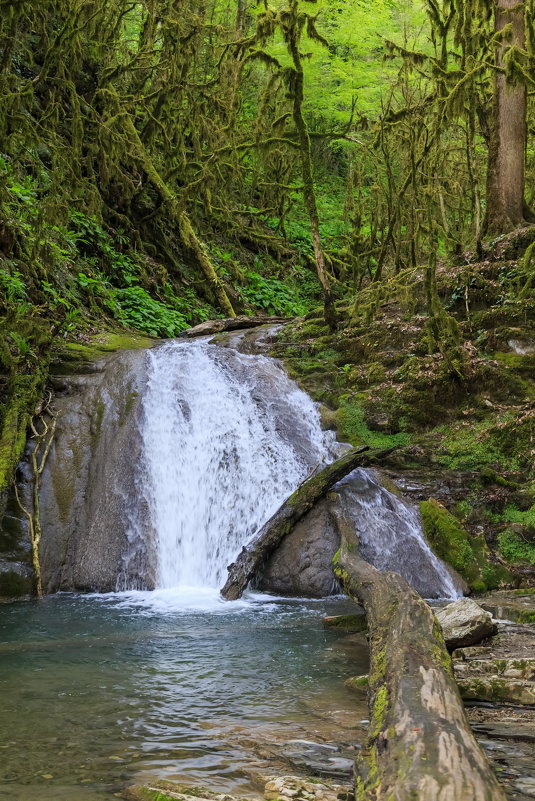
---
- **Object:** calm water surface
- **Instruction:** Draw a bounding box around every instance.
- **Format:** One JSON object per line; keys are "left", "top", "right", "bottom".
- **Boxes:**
{"left": 0, "top": 591, "right": 366, "bottom": 801}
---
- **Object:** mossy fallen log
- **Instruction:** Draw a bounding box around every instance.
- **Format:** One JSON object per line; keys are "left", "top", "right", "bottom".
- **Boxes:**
{"left": 333, "top": 526, "right": 507, "bottom": 801}
{"left": 220, "top": 445, "right": 398, "bottom": 601}
{"left": 183, "top": 315, "right": 291, "bottom": 338}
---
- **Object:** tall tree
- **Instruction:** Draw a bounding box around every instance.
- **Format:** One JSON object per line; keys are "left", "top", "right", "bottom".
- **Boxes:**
{"left": 485, "top": 0, "right": 528, "bottom": 233}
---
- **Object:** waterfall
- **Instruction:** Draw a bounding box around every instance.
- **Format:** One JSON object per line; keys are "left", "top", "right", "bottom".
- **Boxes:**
{"left": 338, "top": 469, "right": 459, "bottom": 599}
{"left": 138, "top": 339, "right": 334, "bottom": 589}
{"left": 116, "top": 337, "right": 459, "bottom": 600}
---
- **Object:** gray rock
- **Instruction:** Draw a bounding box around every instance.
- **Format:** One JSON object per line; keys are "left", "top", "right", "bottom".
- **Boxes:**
{"left": 257, "top": 493, "right": 341, "bottom": 597}
{"left": 436, "top": 598, "right": 497, "bottom": 650}
{"left": 37, "top": 348, "right": 154, "bottom": 593}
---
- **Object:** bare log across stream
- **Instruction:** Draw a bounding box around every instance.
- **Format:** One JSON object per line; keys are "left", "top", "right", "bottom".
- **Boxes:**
{"left": 333, "top": 524, "right": 507, "bottom": 801}
{"left": 183, "top": 315, "right": 290, "bottom": 338}
{"left": 220, "top": 445, "right": 398, "bottom": 601}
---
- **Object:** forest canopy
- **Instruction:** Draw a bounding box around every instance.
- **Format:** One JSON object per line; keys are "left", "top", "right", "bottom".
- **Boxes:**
{"left": 0, "top": 0, "right": 534, "bottom": 495}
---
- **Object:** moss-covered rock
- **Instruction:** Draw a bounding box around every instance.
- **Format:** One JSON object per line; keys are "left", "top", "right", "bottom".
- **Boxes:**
{"left": 0, "top": 567, "right": 32, "bottom": 598}
{"left": 420, "top": 499, "right": 512, "bottom": 592}
{"left": 0, "top": 317, "right": 53, "bottom": 510}
{"left": 323, "top": 613, "right": 367, "bottom": 632}
{"left": 345, "top": 674, "right": 369, "bottom": 692}
{"left": 52, "top": 332, "right": 156, "bottom": 374}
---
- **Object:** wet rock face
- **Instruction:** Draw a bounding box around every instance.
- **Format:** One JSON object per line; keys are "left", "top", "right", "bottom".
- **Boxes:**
{"left": 257, "top": 494, "right": 341, "bottom": 598}
{"left": 436, "top": 598, "right": 497, "bottom": 650}
{"left": 38, "top": 349, "right": 154, "bottom": 593}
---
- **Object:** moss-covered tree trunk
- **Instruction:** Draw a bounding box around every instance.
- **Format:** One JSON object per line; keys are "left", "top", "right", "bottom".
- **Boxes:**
{"left": 286, "top": 0, "right": 337, "bottom": 332}
{"left": 485, "top": 0, "right": 527, "bottom": 233}
{"left": 333, "top": 527, "right": 507, "bottom": 801}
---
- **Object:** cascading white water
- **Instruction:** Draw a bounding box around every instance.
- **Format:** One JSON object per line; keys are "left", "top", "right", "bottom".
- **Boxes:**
{"left": 127, "top": 336, "right": 459, "bottom": 600}
{"left": 338, "top": 469, "right": 460, "bottom": 599}
{"left": 140, "top": 339, "right": 334, "bottom": 589}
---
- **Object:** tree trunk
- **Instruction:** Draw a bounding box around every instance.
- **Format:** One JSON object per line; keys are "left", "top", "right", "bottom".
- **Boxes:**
{"left": 333, "top": 526, "right": 507, "bottom": 801}
{"left": 485, "top": 0, "right": 526, "bottom": 234}
{"left": 221, "top": 446, "right": 399, "bottom": 601}
{"left": 184, "top": 315, "right": 290, "bottom": 338}
{"left": 287, "top": 1, "right": 337, "bottom": 332}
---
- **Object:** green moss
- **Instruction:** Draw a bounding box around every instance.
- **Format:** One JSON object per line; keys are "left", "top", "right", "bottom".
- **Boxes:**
{"left": 346, "top": 674, "right": 369, "bottom": 691}
{"left": 55, "top": 332, "right": 155, "bottom": 373}
{"left": 0, "top": 369, "right": 50, "bottom": 494}
{"left": 338, "top": 400, "right": 411, "bottom": 449}
{"left": 493, "top": 350, "right": 535, "bottom": 376}
{"left": 433, "top": 418, "right": 511, "bottom": 471}
{"left": 479, "top": 467, "right": 520, "bottom": 490}
{"left": 0, "top": 569, "right": 32, "bottom": 598}
{"left": 297, "top": 321, "right": 329, "bottom": 338}
{"left": 420, "top": 499, "right": 512, "bottom": 591}
{"left": 371, "top": 685, "right": 389, "bottom": 736}
{"left": 432, "top": 617, "right": 454, "bottom": 675}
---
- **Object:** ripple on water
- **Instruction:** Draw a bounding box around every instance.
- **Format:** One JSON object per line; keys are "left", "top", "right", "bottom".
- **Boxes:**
{"left": 0, "top": 593, "right": 367, "bottom": 801}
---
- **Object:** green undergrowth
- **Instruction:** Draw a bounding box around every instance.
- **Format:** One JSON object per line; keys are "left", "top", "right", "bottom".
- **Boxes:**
{"left": 337, "top": 399, "right": 411, "bottom": 449}
{"left": 497, "top": 528, "right": 535, "bottom": 566}
{"left": 420, "top": 499, "right": 512, "bottom": 592}
{"left": 432, "top": 417, "right": 516, "bottom": 471}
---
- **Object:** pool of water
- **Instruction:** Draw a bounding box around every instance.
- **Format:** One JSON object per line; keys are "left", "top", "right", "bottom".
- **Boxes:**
{"left": 0, "top": 591, "right": 367, "bottom": 801}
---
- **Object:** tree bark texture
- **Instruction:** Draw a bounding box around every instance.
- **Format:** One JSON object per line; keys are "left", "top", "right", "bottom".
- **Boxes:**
{"left": 221, "top": 446, "right": 400, "bottom": 601}
{"left": 333, "top": 526, "right": 507, "bottom": 801}
{"left": 485, "top": 0, "right": 526, "bottom": 233}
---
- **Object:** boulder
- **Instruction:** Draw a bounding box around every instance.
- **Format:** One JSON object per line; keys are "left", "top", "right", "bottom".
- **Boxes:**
{"left": 256, "top": 493, "right": 341, "bottom": 597}
{"left": 436, "top": 598, "right": 497, "bottom": 650}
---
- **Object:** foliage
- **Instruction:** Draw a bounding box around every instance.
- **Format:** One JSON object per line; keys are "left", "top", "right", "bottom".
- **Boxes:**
{"left": 420, "top": 499, "right": 511, "bottom": 591}
{"left": 498, "top": 528, "right": 535, "bottom": 566}
{"left": 239, "top": 272, "right": 308, "bottom": 316}
{"left": 113, "top": 287, "right": 188, "bottom": 338}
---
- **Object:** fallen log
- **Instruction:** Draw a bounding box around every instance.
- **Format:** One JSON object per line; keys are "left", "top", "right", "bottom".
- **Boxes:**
{"left": 333, "top": 524, "right": 507, "bottom": 801}
{"left": 183, "top": 315, "right": 290, "bottom": 338}
{"left": 221, "top": 445, "right": 398, "bottom": 601}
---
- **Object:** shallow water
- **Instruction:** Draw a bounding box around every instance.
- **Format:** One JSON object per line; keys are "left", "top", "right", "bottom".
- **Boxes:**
{"left": 0, "top": 591, "right": 366, "bottom": 801}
